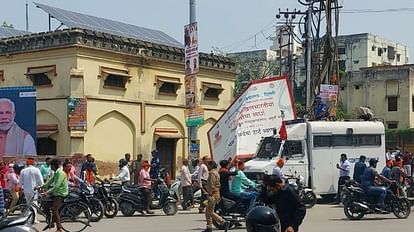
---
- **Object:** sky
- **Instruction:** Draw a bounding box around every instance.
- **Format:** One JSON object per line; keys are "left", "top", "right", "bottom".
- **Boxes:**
{"left": 2, "top": 0, "right": 414, "bottom": 55}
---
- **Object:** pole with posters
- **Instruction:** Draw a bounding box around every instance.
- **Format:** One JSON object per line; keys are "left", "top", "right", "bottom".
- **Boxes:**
{"left": 185, "top": 0, "right": 200, "bottom": 170}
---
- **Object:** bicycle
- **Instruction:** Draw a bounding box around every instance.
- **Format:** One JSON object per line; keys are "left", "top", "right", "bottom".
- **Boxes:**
{"left": 7, "top": 188, "right": 91, "bottom": 232}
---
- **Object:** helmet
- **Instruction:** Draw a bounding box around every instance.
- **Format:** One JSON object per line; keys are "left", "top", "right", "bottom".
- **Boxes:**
{"left": 246, "top": 206, "right": 281, "bottom": 232}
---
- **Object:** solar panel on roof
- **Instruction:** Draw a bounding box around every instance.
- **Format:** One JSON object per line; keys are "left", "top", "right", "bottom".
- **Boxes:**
{"left": 0, "top": 28, "right": 31, "bottom": 38}
{"left": 34, "top": 2, "right": 183, "bottom": 48}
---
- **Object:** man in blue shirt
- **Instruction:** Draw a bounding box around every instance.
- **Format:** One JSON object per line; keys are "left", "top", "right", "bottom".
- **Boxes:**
{"left": 353, "top": 155, "right": 367, "bottom": 184}
{"left": 361, "top": 159, "right": 393, "bottom": 209}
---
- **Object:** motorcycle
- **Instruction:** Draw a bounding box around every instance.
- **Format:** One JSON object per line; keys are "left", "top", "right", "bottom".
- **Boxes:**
{"left": 93, "top": 180, "right": 119, "bottom": 218}
{"left": 119, "top": 177, "right": 177, "bottom": 216}
{"left": 213, "top": 189, "right": 259, "bottom": 230}
{"left": 70, "top": 182, "right": 105, "bottom": 222}
{"left": 0, "top": 212, "right": 36, "bottom": 232}
{"left": 288, "top": 175, "right": 317, "bottom": 208}
{"left": 341, "top": 179, "right": 361, "bottom": 205}
{"left": 343, "top": 182, "right": 411, "bottom": 220}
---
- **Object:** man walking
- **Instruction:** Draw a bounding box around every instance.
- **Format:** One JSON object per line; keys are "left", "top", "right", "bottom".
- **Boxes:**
{"left": 19, "top": 158, "right": 44, "bottom": 223}
{"left": 336, "top": 153, "right": 350, "bottom": 203}
{"left": 198, "top": 156, "right": 209, "bottom": 213}
{"left": 202, "top": 160, "right": 230, "bottom": 232}
{"left": 180, "top": 159, "right": 192, "bottom": 210}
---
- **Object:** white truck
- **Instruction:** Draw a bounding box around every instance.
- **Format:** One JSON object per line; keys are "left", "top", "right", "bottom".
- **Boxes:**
{"left": 244, "top": 119, "right": 386, "bottom": 198}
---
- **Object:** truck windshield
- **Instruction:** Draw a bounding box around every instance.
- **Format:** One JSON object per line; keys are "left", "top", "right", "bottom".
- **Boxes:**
{"left": 256, "top": 137, "right": 303, "bottom": 159}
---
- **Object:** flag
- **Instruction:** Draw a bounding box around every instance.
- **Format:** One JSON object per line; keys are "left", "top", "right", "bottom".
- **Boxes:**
{"left": 279, "top": 121, "right": 287, "bottom": 141}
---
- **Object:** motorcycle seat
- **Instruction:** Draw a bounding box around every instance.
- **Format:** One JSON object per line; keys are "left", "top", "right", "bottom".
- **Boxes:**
{"left": 221, "top": 197, "right": 236, "bottom": 209}
{"left": 122, "top": 185, "right": 141, "bottom": 194}
{"left": 0, "top": 214, "right": 30, "bottom": 229}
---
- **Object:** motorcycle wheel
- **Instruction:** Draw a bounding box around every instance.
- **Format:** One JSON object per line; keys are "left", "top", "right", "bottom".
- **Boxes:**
{"left": 163, "top": 202, "right": 178, "bottom": 216}
{"left": 392, "top": 198, "right": 411, "bottom": 219}
{"left": 89, "top": 198, "right": 105, "bottom": 222}
{"left": 104, "top": 198, "right": 119, "bottom": 218}
{"left": 120, "top": 202, "right": 135, "bottom": 217}
{"left": 303, "top": 191, "right": 317, "bottom": 209}
{"left": 343, "top": 201, "right": 364, "bottom": 220}
{"left": 213, "top": 220, "right": 234, "bottom": 230}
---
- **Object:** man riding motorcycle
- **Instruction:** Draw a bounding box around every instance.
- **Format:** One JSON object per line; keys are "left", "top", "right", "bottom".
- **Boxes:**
{"left": 361, "top": 159, "right": 394, "bottom": 209}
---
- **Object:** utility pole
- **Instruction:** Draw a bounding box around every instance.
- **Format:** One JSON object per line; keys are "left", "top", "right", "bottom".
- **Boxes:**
{"left": 305, "top": 3, "right": 313, "bottom": 108}
{"left": 25, "top": 0, "right": 29, "bottom": 31}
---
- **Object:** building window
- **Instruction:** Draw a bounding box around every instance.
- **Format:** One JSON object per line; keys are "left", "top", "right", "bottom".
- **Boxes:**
{"left": 397, "top": 54, "right": 401, "bottom": 62}
{"left": 339, "top": 60, "right": 346, "bottom": 71}
{"left": 387, "top": 122, "right": 398, "bottom": 129}
{"left": 338, "top": 47, "right": 346, "bottom": 55}
{"left": 341, "top": 87, "right": 345, "bottom": 91}
{"left": 156, "top": 76, "right": 181, "bottom": 95}
{"left": 372, "top": 45, "right": 376, "bottom": 51}
{"left": 355, "top": 85, "right": 360, "bottom": 90}
{"left": 37, "top": 137, "right": 57, "bottom": 156}
{"left": 372, "top": 62, "right": 377, "bottom": 66}
{"left": 202, "top": 82, "right": 223, "bottom": 100}
{"left": 378, "top": 48, "right": 383, "bottom": 56}
{"left": 387, "top": 96, "right": 398, "bottom": 112}
{"left": 25, "top": 65, "right": 56, "bottom": 87}
{"left": 353, "top": 60, "right": 359, "bottom": 64}
{"left": 0, "top": 70, "right": 4, "bottom": 81}
{"left": 100, "top": 66, "right": 131, "bottom": 89}
{"left": 412, "top": 96, "right": 414, "bottom": 112}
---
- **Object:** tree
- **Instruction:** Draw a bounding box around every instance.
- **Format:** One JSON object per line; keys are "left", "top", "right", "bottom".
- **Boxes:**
{"left": 1, "top": 21, "right": 14, "bottom": 28}
{"left": 232, "top": 55, "right": 280, "bottom": 96}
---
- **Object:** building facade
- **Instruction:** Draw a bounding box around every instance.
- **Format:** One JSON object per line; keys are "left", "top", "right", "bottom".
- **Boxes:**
{"left": 0, "top": 28, "right": 235, "bottom": 176}
{"left": 338, "top": 33, "right": 410, "bottom": 72}
{"left": 340, "top": 65, "right": 414, "bottom": 131}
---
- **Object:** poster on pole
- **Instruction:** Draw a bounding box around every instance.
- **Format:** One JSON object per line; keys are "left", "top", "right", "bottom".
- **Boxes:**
{"left": 184, "top": 107, "right": 204, "bottom": 127}
{"left": 185, "top": 74, "right": 196, "bottom": 108}
{"left": 208, "top": 76, "right": 296, "bottom": 162}
{"left": 320, "top": 84, "right": 338, "bottom": 117}
{"left": 0, "top": 86, "right": 37, "bottom": 157}
{"left": 184, "top": 22, "right": 199, "bottom": 76}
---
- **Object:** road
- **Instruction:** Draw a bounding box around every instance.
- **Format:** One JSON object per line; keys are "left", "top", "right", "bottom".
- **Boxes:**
{"left": 33, "top": 204, "right": 414, "bottom": 232}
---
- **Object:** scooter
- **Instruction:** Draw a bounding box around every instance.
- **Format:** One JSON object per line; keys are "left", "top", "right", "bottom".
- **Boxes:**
{"left": 119, "top": 177, "right": 177, "bottom": 216}
{"left": 0, "top": 212, "right": 35, "bottom": 232}
{"left": 170, "top": 177, "right": 202, "bottom": 205}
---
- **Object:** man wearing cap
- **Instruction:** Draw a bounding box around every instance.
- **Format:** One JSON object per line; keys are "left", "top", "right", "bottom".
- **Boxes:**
{"left": 19, "top": 158, "right": 44, "bottom": 223}
{"left": 361, "top": 159, "right": 393, "bottom": 209}
{"left": 272, "top": 159, "right": 285, "bottom": 179}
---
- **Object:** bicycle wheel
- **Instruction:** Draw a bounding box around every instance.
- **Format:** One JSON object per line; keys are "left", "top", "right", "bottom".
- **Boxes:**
{"left": 60, "top": 202, "right": 91, "bottom": 232}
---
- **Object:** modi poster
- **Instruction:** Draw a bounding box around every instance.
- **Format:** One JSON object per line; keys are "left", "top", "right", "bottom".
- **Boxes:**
{"left": 0, "top": 86, "right": 37, "bottom": 157}
{"left": 208, "top": 76, "right": 296, "bottom": 162}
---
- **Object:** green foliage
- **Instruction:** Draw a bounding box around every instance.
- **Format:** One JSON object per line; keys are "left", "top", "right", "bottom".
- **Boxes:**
{"left": 1, "top": 21, "right": 14, "bottom": 28}
{"left": 232, "top": 56, "right": 280, "bottom": 96}
{"left": 336, "top": 101, "right": 352, "bottom": 120}
{"left": 295, "top": 103, "right": 308, "bottom": 118}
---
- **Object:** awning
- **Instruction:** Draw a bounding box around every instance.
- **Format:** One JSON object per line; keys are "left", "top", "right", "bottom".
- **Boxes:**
{"left": 25, "top": 67, "right": 55, "bottom": 75}
{"left": 155, "top": 132, "right": 185, "bottom": 139}
{"left": 157, "top": 76, "right": 181, "bottom": 84}
{"left": 102, "top": 70, "right": 131, "bottom": 78}
{"left": 202, "top": 82, "right": 223, "bottom": 90}
{"left": 37, "top": 124, "right": 58, "bottom": 138}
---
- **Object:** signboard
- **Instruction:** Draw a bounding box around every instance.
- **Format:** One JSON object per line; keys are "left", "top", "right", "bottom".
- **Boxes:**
{"left": 185, "top": 74, "right": 196, "bottom": 108}
{"left": 320, "top": 84, "right": 339, "bottom": 117}
{"left": 0, "top": 86, "right": 37, "bottom": 157}
{"left": 184, "top": 22, "right": 199, "bottom": 76}
{"left": 185, "top": 107, "right": 204, "bottom": 127}
{"left": 208, "top": 76, "right": 296, "bottom": 162}
{"left": 68, "top": 97, "right": 87, "bottom": 131}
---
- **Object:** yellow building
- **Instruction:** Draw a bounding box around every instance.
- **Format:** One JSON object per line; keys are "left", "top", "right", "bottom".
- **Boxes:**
{"left": 0, "top": 28, "right": 235, "bottom": 176}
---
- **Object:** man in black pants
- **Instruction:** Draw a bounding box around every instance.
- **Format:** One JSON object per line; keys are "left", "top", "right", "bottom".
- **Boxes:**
{"left": 336, "top": 153, "right": 351, "bottom": 203}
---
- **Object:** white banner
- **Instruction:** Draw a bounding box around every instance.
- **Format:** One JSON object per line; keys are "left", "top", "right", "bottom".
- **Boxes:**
{"left": 208, "top": 76, "right": 296, "bottom": 162}
{"left": 184, "top": 22, "right": 199, "bottom": 76}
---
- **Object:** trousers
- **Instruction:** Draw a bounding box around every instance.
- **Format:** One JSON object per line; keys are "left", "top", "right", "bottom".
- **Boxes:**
{"left": 205, "top": 194, "right": 224, "bottom": 229}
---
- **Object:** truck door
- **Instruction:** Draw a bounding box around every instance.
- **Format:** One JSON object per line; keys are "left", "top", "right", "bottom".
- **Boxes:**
{"left": 283, "top": 140, "right": 308, "bottom": 182}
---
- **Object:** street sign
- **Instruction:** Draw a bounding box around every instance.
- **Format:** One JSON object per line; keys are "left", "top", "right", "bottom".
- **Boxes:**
{"left": 184, "top": 107, "right": 204, "bottom": 127}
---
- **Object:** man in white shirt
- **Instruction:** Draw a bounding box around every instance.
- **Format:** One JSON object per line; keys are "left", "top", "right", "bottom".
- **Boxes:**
{"left": 198, "top": 156, "right": 209, "bottom": 213}
{"left": 180, "top": 159, "right": 192, "bottom": 210}
{"left": 19, "top": 158, "right": 44, "bottom": 223}
{"left": 113, "top": 159, "right": 130, "bottom": 184}
{"left": 336, "top": 153, "right": 350, "bottom": 204}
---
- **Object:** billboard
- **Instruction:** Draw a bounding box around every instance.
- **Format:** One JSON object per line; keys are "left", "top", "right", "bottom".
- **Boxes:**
{"left": 68, "top": 97, "right": 87, "bottom": 131}
{"left": 208, "top": 76, "right": 296, "bottom": 162}
{"left": 0, "top": 86, "right": 37, "bottom": 157}
{"left": 320, "top": 84, "right": 339, "bottom": 117}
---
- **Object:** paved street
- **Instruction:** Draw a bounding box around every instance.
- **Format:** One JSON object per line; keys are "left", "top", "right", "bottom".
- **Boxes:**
{"left": 33, "top": 204, "right": 414, "bottom": 232}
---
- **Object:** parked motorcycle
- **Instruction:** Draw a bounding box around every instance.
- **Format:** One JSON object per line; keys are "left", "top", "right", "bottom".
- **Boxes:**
{"left": 93, "top": 180, "right": 119, "bottom": 218}
{"left": 119, "top": 177, "right": 177, "bottom": 216}
{"left": 288, "top": 175, "right": 317, "bottom": 208}
{"left": 343, "top": 182, "right": 411, "bottom": 220}
{"left": 70, "top": 182, "right": 105, "bottom": 222}
{"left": 0, "top": 212, "right": 35, "bottom": 232}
